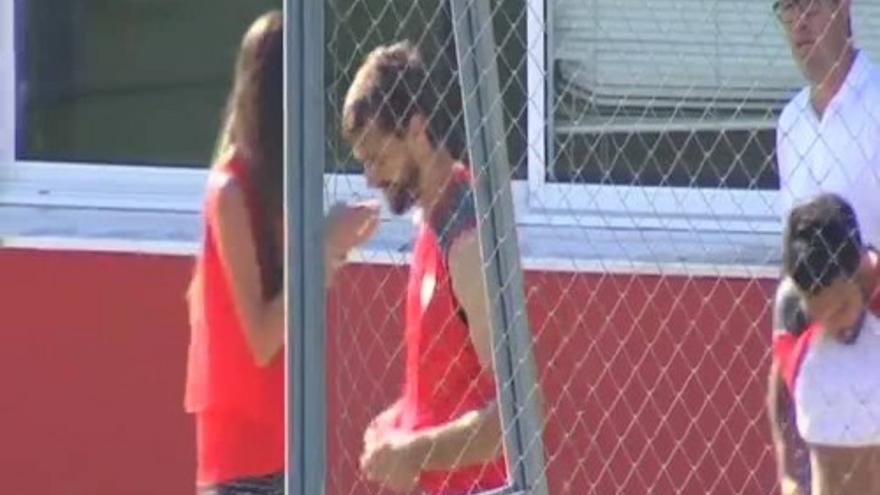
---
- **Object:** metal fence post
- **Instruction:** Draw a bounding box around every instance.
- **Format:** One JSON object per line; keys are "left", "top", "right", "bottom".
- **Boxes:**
{"left": 284, "top": 1, "right": 326, "bottom": 494}
{"left": 451, "top": 1, "right": 549, "bottom": 493}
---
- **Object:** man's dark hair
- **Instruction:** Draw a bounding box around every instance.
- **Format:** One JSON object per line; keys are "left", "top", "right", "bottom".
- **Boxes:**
{"left": 342, "top": 41, "right": 449, "bottom": 148}
{"left": 783, "top": 193, "right": 863, "bottom": 295}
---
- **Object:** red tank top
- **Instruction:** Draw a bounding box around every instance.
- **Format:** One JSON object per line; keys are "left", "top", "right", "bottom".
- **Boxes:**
{"left": 394, "top": 166, "right": 507, "bottom": 493}
{"left": 185, "top": 153, "right": 284, "bottom": 483}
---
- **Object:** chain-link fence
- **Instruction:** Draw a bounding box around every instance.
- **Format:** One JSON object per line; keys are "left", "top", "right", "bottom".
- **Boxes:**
{"left": 308, "top": 0, "right": 880, "bottom": 494}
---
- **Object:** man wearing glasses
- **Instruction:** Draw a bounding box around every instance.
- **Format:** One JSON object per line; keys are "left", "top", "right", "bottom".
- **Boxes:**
{"left": 768, "top": 0, "right": 880, "bottom": 494}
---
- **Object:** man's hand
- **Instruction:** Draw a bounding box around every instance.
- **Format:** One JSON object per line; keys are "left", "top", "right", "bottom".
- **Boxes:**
{"left": 363, "top": 401, "right": 401, "bottom": 456}
{"left": 780, "top": 475, "right": 806, "bottom": 495}
{"left": 324, "top": 200, "right": 380, "bottom": 282}
{"left": 325, "top": 200, "right": 380, "bottom": 255}
{"left": 360, "top": 431, "right": 424, "bottom": 493}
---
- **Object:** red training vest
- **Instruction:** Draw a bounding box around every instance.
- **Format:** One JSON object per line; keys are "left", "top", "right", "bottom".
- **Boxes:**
{"left": 185, "top": 153, "right": 284, "bottom": 484}
{"left": 393, "top": 166, "right": 508, "bottom": 493}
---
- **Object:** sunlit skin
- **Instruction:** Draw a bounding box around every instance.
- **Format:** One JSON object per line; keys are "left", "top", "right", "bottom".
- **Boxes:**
{"left": 804, "top": 277, "right": 867, "bottom": 342}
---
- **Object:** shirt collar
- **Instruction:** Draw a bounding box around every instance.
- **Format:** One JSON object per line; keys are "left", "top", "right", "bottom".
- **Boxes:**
{"left": 833, "top": 49, "right": 871, "bottom": 104}
{"left": 795, "top": 50, "right": 871, "bottom": 119}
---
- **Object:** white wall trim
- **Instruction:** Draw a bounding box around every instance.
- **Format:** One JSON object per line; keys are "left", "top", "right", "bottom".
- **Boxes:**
{"left": 2, "top": 233, "right": 780, "bottom": 279}
{"left": 527, "top": 182, "right": 781, "bottom": 232}
{"left": 3, "top": 162, "right": 784, "bottom": 234}
{"left": 1, "top": 236, "right": 198, "bottom": 257}
{"left": 4, "top": 161, "right": 208, "bottom": 211}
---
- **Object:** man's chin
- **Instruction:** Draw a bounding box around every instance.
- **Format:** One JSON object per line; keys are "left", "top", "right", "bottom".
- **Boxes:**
{"left": 385, "top": 193, "right": 417, "bottom": 216}
{"left": 388, "top": 201, "right": 415, "bottom": 216}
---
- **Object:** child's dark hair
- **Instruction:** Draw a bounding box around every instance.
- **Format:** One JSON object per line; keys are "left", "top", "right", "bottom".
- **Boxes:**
{"left": 783, "top": 193, "right": 863, "bottom": 295}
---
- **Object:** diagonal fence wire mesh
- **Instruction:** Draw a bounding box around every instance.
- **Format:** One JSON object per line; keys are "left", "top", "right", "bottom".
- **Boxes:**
{"left": 318, "top": 0, "right": 880, "bottom": 493}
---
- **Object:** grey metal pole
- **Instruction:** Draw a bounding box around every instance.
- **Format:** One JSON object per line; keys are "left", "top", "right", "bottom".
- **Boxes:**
{"left": 284, "top": 1, "right": 326, "bottom": 494}
{"left": 450, "top": 0, "right": 549, "bottom": 493}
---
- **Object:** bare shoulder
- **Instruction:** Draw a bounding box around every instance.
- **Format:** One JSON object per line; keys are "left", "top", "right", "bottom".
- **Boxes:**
{"left": 447, "top": 229, "right": 482, "bottom": 275}
{"left": 204, "top": 172, "right": 251, "bottom": 244}
{"left": 209, "top": 172, "right": 245, "bottom": 217}
{"left": 207, "top": 146, "right": 245, "bottom": 210}
{"left": 447, "top": 229, "right": 487, "bottom": 311}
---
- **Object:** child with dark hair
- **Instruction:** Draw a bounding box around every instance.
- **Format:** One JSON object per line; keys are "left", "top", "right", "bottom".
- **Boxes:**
{"left": 769, "top": 193, "right": 880, "bottom": 495}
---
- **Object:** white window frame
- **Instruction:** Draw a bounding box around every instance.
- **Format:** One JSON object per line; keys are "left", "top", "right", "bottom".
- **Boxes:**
{"left": 1, "top": 0, "right": 16, "bottom": 185}
{"left": 1, "top": 0, "right": 782, "bottom": 240}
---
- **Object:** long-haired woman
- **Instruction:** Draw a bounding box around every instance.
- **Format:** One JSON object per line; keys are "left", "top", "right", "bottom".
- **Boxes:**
{"left": 184, "top": 11, "right": 378, "bottom": 494}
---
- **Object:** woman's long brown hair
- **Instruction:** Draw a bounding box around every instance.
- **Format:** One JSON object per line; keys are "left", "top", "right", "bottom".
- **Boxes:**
{"left": 189, "top": 11, "right": 284, "bottom": 315}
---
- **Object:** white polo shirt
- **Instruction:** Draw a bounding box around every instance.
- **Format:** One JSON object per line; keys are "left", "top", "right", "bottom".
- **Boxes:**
{"left": 777, "top": 50, "right": 880, "bottom": 245}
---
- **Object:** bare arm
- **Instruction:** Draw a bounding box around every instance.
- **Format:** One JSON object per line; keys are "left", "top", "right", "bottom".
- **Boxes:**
{"left": 215, "top": 187, "right": 378, "bottom": 367}
{"left": 324, "top": 201, "right": 381, "bottom": 287}
{"left": 768, "top": 277, "right": 811, "bottom": 493}
{"left": 213, "top": 178, "right": 285, "bottom": 367}
{"left": 409, "top": 402, "right": 502, "bottom": 472}
{"left": 768, "top": 358, "right": 809, "bottom": 494}
{"left": 407, "top": 231, "right": 502, "bottom": 470}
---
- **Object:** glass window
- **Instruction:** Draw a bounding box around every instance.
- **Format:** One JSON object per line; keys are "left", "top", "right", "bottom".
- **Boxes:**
{"left": 17, "top": 0, "right": 280, "bottom": 167}
{"left": 549, "top": 0, "right": 880, "bottom": 189}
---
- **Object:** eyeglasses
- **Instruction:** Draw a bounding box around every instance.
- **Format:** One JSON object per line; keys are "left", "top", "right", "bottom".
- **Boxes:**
{"left": 772, "top": 0, "right": 829, "bottom": 24}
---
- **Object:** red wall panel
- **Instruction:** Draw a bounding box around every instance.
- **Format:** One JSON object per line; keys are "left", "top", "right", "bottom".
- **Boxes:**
{"left": 0, "top": 249, "right": 195, "bottom": 495}
{"left": 326, "top": 268, "right": 779, "bottom": 495}
{"left": 0, "top": 248, "right": 779, "bottom": 494}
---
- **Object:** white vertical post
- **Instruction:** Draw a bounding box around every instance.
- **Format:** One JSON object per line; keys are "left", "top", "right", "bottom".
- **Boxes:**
{"left": 525, "top": 0, "right": 547, "bottom": 204}
{"left": 0, "top": 0, "right": 17, "bottom": 169}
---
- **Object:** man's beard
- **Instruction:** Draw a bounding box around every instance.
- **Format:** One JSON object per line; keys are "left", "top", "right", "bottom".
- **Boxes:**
{"left": 383, "top": 164, "right": 420, "bottom": 215}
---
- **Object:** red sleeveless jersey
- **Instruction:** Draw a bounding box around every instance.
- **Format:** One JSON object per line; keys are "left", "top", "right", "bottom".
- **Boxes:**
{"left": 394, "top": 166, "right": 507, "bottom": 493}
{"left": 185, "top": 154, "right": 284, "bottom": 484}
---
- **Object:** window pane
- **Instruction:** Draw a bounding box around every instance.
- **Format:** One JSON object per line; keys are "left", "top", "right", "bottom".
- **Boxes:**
{"left": 17, "top": 0, "right": 279, "bottom": 167}
{"left": 549, "top": 0, "right": 880, "bottom": 189}
{"left": 552, "top": 128, "right": 778, "bottom": 189}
